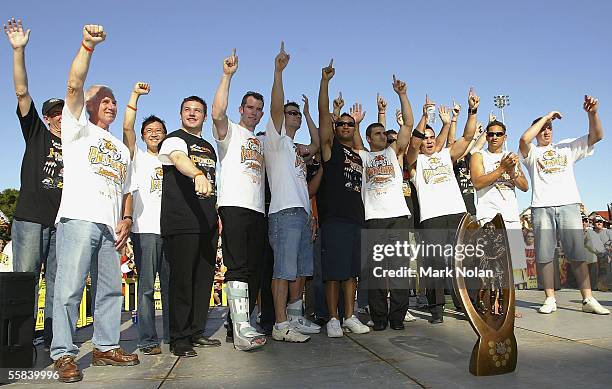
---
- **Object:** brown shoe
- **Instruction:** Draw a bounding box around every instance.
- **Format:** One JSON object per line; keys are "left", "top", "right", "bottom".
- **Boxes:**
{"left": 139, "top": 345, "right": 162, "bottom": 355}
{"left": 54, "top": 355, "right": 83, "bottom": 383}
{"left": 92, "top": 347, "right": 140, "bottom": 366}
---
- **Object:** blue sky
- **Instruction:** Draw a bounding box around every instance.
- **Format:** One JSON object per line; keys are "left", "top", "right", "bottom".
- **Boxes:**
{"left": 1, "top": 0, "right": 610, "bottom": 212}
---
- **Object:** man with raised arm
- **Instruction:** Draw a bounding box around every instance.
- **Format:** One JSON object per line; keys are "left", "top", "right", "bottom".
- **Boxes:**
{"left": 121, "top": 82, "right": 171, "bottom": 356}
{"left": 4, "top": 17, "right": 62, "bottom": 350}
{"left": 267, "top": 43, "right": 321, "bottom": 343}
{"left": 519, "top": 96, "right": 608, "bottom": 315}
{"left": 51, "top": 25, "right": 138, "bottom": 383}
{"left": 406, "top": 88, "right": 479, "bottom": 323}
{"left": 157, "top": 93, "right": 221, "bottom": 356}
{"left": 211, "top": 49, "right": 267, "bottom": 351}
{"left": 354, "top": 75, "right": 415, "bottom": 331}
{"left": 317, "top": 60, "right": 370, "bottom": 337}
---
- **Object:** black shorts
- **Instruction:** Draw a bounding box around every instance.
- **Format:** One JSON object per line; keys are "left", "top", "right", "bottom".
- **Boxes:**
{"left": 219, "top": 206, "right": 266, "bottom": 283}
{"left": 320, "top": 218, "right": 362, "bottom": 281}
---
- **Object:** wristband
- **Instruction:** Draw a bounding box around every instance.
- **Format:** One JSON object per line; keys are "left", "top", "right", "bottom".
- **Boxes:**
{"left": 193, "top": 171, "right": 204, "bottom": 180}
{"left": 81, "top": 41, "right": 94, "bottom": 53}
{"left": 122, "top": 215, "right": 133, "bottom": 222}
{"left": 127, "top": 105, "right": 137, "bottom": 112}
{"left": 468, "top": 107, "right": 478, "bottom": 115}
{"left": 412, "top": 129, "right": 426, "bottom": 139}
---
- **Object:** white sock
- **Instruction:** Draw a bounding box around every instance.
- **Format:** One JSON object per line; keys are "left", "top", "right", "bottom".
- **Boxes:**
{"left": 275, "top": 321, "right": 289, "bottom": 330}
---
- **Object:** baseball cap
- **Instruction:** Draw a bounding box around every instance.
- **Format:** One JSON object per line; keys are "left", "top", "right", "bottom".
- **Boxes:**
{"left": 594, "top": 215, "right": 605, "bottom": 222}
{"left": 42, "top": 98, "right": 65, "bottom": 116}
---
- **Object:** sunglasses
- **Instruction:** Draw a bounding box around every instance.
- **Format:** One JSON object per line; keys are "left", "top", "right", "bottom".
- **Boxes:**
{"left": 286, "top": 111, "right": 302, "bottom": 117}
{"left": 335, "top": 121, "right": 355, "bottom": 128}
{"left": 487, "top": 131, "right": 505, "bottom": 138}
{"left": 526, "top": 235, "right": 535, "bottom": 238}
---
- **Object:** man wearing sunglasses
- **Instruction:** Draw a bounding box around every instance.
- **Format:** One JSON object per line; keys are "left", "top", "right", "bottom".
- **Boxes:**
{"left": 405, "top": 88, "right": 480, "bottom": 323}
{"left": 4, "top": 18, "right": 63, "bottom": 351}
{"left": 470, "top": 120, "right": 529, "bottom": 288}
{"left": 352, "top": 76, "right": 415, "bottom": 331}
{"left": 266, "top": 42, "right": 321, "bottom": 343}
{"left": 519, "top": 95, "right": 608, "bottom": 315}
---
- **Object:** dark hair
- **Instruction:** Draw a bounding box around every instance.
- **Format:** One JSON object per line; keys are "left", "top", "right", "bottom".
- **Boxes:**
{"left": 366, "top": 122, "right": 384, "bottom": 137}
{"left": 339, "top": 113, "right": 354, "bottom": 122}
{"left": 385, "top": 129, "right": 398, "bottom": 136}
{"left": 241, "top": 91, "right": 265, "bottom": 108}
{"left": 425, "top": 124, "right": 434, "bottom": 131}
{"left": 486, "top": 120, "right": 507, "bottom": 133}
{"left": 180, "top": 96, "right": 207, "bottom": 115}
{"left": 141, "top": 115, "right": 167, "bottom": 135}
{"left": 256, "top": 131, "right": 265, "bottom": 136}
{"left": 284, "top": 102, "right": 300, "bottom": 111}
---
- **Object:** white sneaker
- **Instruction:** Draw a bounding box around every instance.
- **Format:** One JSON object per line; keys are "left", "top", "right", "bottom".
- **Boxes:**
{"left": 366, "top": 319, "right": 374, "bottom": 327}
{"left": 404, "top": 310, "right": 417, "bottom": 322}
{"left": 272, "top": 324, "right": 310, "bottom": 342}
{"left": 288, "top": 315, "right": 321, "bottom": 334}
{"left": 582, "top": 297, "right": 610, "bottom": 315}
{"left": 326, "top": 318, "right": 343, "bottom": 338}
{"left": 342, "top": 315, "right": 371, "bottom": 334}
{"left": 538, "top": 297, "right": 557, "bottom": 314}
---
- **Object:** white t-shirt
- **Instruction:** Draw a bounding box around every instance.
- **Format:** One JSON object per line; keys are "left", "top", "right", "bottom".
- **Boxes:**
{"left": 412, "top": 148, "right": 466, "bottom": 222}
{"left": 129, "top": 148, "right": 163, "bottom": 234}
{"left": 520, "top": 135, "right": 593, "bottom": 208}
{"left": 474, "top": 149, "right": 520, "bottom": 223}
{"left": 213, "top": 120, "right": 265, "bottom": 213}
{"left": 55, "top": 105, "right": 131, "bottom": 233}
{"left": 264, "top": 120, "right": 310, "bottom": 215}
{"left": 359, "top": 147, "right": 410, "bottom": 220}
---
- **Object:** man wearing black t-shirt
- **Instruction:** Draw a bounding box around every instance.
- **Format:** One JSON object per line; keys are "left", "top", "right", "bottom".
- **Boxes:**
{"left": 158, "top": 96, "right": 220, "bottom": 357}
{"left": 4, "top": 18, "right": 63, "bottom": 348}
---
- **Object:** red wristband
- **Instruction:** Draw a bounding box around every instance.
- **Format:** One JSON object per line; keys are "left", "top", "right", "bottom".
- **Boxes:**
{"left": 127, "top": 105, "right": 137, "bottom": 112}
{"left": 81, "top": 41, "right": 93, "bottom": 53}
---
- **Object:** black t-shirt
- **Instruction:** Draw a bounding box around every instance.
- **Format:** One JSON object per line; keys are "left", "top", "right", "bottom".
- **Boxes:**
{"left": 160, "top": 130, "right": 218, "bottom": 236}
{"left": 454, "top": 155, "right": 476, "bottom": 215}
{"left": 318, "top": 138, "right": 364, "bottom": 225}
{"left": 402, "top": 166, "right": 417, "bottom": 229}
{"left": 14, "top": 102, "right": 63, "bottom": 227}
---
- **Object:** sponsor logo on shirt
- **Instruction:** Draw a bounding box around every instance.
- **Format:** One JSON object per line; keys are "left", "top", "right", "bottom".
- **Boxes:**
{"left": 241, "top": 137, "right": 264, "bottom": 184}
{"left": 190, "top": 144, "right": 212, "bottom": 154}
{"left": 492, "top": 161, "right": 514, "bottom": 191}
{"left": 422, "top": 156, "right": 452, "bottom": 184}
{"left": 293, "top": 145, "right": 307, "bottom": 181}
{"left": 150, "top": 166, "right": 163, "bottom": 193}
{"left": 88, "top": 139, "right": 128, "bottom": 186}
{"left": 365, "top": 154, "right": 394, "bottom": 189}
{"left": 343, "top": 148, "right": 362, "bottom": 193}
{"left": 536, "top": 149, "right": 568, "bottom": 174}
{"left": 42, "top": 139, "right": 64, "bottom": 190}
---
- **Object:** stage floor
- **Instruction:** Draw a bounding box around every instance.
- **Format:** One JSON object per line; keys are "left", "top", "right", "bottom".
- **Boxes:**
{"left": 5, "top": 289, "right": 612, "bottom": 388}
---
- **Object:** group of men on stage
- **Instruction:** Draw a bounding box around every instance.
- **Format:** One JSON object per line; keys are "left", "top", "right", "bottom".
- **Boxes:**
{"left": 3, "top": 18, "right": 609, "bottom": 384}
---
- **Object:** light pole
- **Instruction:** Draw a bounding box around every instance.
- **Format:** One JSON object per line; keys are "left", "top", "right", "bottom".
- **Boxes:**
{"left": 493, "top": 95, "right": 510, "bottom": 124}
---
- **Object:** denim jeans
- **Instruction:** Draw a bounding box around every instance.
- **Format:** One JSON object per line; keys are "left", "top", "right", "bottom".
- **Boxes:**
{"left": 131, "top": 233, "right": 170, "bottom": 347}
{"left": 12, "top": 218, "right": 57, "bottom": 344}
{"left": 268, "top": 207, "right": 313, "bottom": 280}
{"left": 51, "top": 218, "right": 122, "bottom": 360}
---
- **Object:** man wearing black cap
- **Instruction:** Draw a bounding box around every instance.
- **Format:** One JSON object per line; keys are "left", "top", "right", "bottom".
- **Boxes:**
{"left": 4, "top": 18, "right": 63, "bottom": 349}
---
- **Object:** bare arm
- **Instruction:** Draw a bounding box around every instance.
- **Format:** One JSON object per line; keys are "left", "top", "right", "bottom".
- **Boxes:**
{"left": 302, "top": 95, "right": 320, "bottom": 155}
{"left": 377, "top": 93, "right": 387, "bottom": 128}
{"left": 66, "top": 25, "right": 107, "bottom": 119}
{"left": 350, "top": 103, "right": 366, "bottom": 151}
{"left": 332, "top": 91, "right": 344, "bottom": 117}
{"left": 308, "top": 163, "right": 323, "bottom": 198}
{"left": 435, "top": 105, "right": 451, "bottom": 152}
{"left": 519, "top": 111, "right": 561, "bottom": 158}
{"left": 270, "top": 42, "right": 288, "bottom": 132}
{"left": 447, "top": 100, "right": 461, "bottom": 146}
{"left": 469, "top": 152, "right": 506, "bottom": 190}
{"left": 584, "top": 95, "right": 603, "bottom": 146}
{"left": 169, "top": 151, "right": 214, "bottom": 196}
{"left": 212, "top": 49, "right": 238, "bottom": 140}
{"left": 4, "top": 18, "right": 32, "bottom": 116}
{"left": 115, "top": 193, "right": 133, "bottom": 249}
{"left": 318, "top": 59, "right": 335, "bottom": 162}
{"left": 392, "top": 75, "right": 414, "bottom": 157}
{"left": 122, "top": 82, "right": 150, "bottom": 159}
{"left": 450, "top": 88, "right": 480, "bottom": 162}
{"left": 511, "top": 162, "right": 529, "bottom": 192}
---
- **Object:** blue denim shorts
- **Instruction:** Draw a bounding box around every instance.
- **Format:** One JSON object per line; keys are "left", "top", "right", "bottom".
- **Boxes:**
{"left": 268, "top": 207, "right": 313, "bottom": 280}
{"left": 532, "top": 203, "right": 586, "bottom": 263}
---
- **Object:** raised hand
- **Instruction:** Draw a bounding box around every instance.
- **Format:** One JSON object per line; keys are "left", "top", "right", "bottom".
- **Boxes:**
{"left": 377, "top": 93, "right": 387, "bottom": 113}
{"left": 349, "top": 102, "right": 366, "bottom": 124}
{"left": 396, "top": 109, "right": 404, "bottom": 126}
{"left": 224, "top": 48, "right": 239, "bottom": 75}
{"left": 322, "top": 58, "right": 335, "bottom": 81}
{"left": 488, "top": 112, "right": 497, "bottom": 123}
{"left": 438, "top": 105, "right": 451, "bottom": 125}
{"left": 583, "top": 95, "right": 598, "bottom": 114}
{"left": 82, "top": 24, "right": 106, "bottom": 48}
{"left": 333, "top": 91, "right": 344, "bottom": 111}
{"left": 275, "top": 41, "right": 290, "bottom": 72}
{"left": 392, "top": 74, "right": 407, "bottom": 95}
{"left": 302, "top": 94, "right": 310, "bottom": 115}
{"left": 452, "top": 99, "right": 461, "bottom": 117}
{"left": 468, "top": 87, "right": 480, "bottom": 109}
{"left": 133, "top": 82, "right": 150, "bottom": 95}
{"left": 3, "top": 18, "right": 30, "bottom": 49}
{"left": 546, "top": 111, "right": 563, "bottom": 121}
{"left": 422, "top": 94, "right": 435, "bottom": 116}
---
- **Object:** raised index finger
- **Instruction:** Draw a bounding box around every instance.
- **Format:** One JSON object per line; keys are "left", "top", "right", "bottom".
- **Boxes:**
{"left": 329, "top": 58, "right": 333, "bottom": 68}
{"left": 232, "top": 48, "right": 236, "bottom": 57}
{"left": 280, "top": 41, "right": 285, "bottom": 52}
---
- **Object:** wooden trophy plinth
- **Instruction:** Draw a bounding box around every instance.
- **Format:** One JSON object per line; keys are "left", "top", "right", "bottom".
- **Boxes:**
{"left": 454, "top": 213, "right": 517, "bottom": 376}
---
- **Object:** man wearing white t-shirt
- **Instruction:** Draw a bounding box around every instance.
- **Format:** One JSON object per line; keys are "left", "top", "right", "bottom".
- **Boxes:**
{"left": 406, "top": 89, "right": 479, "bottom": 324}
{"left": 470, "top": 120, "right": 529, "bottom": 306}
{"left": 121, "top": 82, "right": 170, "bottom": 356}
{"left": 519, "top": 95, "right": 608, "bottom": 315}
{"left": 353, "top": 76, "right": 414, "bottom": 331}
{"left": 211, "top": 49, "right": 267, "bottom": 351}
{"left": 267, "top": 43, "right": 320, "bottom": 343}
{"left": 51, "top": 25, "right": 138, "bottom": 383}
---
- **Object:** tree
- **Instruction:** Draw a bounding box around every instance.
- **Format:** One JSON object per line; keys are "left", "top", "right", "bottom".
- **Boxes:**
{"left": 0, "top": 189, "right": 19, "bottom": 240}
